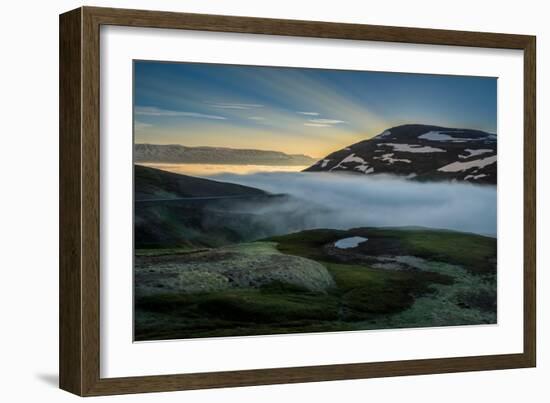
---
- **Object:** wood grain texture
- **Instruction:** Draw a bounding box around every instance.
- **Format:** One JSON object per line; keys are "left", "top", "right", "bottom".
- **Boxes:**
{"left": 59, "top": 6, "right": 537, "bottom": 396}
{"left": 59, "top": 8, "right": 83, "bottom": 396}
{"left": 523, "top": 38, "right": 536, "bottom": 367}
{"left": 86, "top": 6, "right": 532, "bottom": 49}
{"left": 81, "top": 6, "right": 102, "bottom": 396}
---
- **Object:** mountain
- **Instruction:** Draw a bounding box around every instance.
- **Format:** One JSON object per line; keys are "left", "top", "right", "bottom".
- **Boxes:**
{"left": 134, "top": 165, "right": 316, "bottom": 248}
{"left": 135, "top": 164, "right": 266, "bottom": 200}
{"left": 304, "top": 124, "right": 497, "bottom": 184}
{"left": 135, "top": 143, "right": 316, "bottom": 166}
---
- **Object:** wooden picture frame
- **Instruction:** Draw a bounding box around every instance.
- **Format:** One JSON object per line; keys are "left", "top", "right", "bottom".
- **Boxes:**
{"left": 59, "top": 6, "right": 536, "bottom": 396}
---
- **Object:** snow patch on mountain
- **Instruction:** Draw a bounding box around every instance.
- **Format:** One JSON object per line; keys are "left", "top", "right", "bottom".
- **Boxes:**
{"left": 378, "top": 143, "right": 446, "bottom": 153}
{"left": 340, "top": 154, "right": 367, "bottom": 164}
{"left": 374, "top": 153, "right": 412, "bottom": 164}
{"left": 459, "top": 149, "right": 493, "bottom": 159}
{"left": 418, "top": 130, "right": 496, "bottom": 143}
{"left": 355, "top": 164, "right": 374, "bottom": 174}
{"left": 331, "top": 153, "right": 367, "bottom": 171}
{"left": 465, "top": 174, "right": 488, "bottom": 180}
{"left": 438, "top": 155, "right": 497, "bottom": 172}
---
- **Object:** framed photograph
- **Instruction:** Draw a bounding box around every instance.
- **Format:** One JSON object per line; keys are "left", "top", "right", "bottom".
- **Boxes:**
{"left": 59, "top": 6, "right": 536, "bottom": 396}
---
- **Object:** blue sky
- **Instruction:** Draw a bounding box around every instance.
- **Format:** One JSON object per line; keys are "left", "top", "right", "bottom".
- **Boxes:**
{"left": 134, "top": 61, "right": 497, "bottom": 158}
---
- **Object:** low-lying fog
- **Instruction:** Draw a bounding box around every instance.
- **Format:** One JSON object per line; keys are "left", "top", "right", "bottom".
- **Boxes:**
{"left": 211, "top": 172, "right": 497, "bottom": 237}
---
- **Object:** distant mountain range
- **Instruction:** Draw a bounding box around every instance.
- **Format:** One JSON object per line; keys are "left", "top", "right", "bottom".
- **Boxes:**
{"left": 304, "top": 124, "right": 497, "bottom": 184}
{"left": 135, "top": 143, "right": 316, "bottom": 166}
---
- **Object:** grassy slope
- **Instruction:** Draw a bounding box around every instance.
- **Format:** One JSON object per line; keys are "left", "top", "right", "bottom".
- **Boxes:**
{"left": 271, "top": 227, "right": 497, "bottom": 275}
{"left": 135, "top": 227, "right": 496, "bottom": 340}
{"left": 270, "top": 227, "right": 497, "bottom": 329}
{"left": 135, "top": 243, "right": 343, "bottom": 340}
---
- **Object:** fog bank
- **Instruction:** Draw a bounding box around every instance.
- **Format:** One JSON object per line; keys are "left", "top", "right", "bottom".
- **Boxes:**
{"left": 211, "top": 172, "right": 497, "bottom": 237}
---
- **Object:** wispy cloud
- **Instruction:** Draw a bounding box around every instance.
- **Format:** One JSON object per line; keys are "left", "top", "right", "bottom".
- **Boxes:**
{"left": 248, "top": 116, "right": 265, "bottom": 121}
{"left": 206, "top": 102, "right": 264, "bottom": 110}
{"left": 297, "top": 111, "right": 320, "bottom": 116}
{"left": 309, "top": 118, "right": 345, "bottom": 125}
{"left": 135, "top": 106, "right": 226, "bottom": 120}
{"left": 134, "top": 121, "right": 153, "bottom": 130}
{"left": 304, "top": 123, "right": 331, "bottom": 127}
{"left": 304, "top": 118, "right": 346, "bottom": 128}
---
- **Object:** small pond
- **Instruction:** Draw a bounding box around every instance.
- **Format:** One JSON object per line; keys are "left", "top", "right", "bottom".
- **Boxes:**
{"left": 334, "top": 236, "right": 368, "bottom": 249}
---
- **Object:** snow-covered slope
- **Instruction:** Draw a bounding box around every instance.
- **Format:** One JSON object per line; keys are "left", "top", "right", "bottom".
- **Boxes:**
{"left": 304, "top": 124, "right": 497, "bottom": 184}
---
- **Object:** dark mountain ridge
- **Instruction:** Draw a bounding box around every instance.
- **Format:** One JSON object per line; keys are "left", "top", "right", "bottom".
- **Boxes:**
{"left": 135, "top": 164, "right": 266, "bottom": 200}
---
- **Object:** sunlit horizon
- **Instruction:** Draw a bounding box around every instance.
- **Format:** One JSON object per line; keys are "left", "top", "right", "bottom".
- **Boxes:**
{"left": 138, "top": 162, "right": 309, "bottom": 177}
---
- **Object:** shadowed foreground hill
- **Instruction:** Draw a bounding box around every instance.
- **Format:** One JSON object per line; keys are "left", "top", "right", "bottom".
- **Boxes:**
{"left": 134, "top": 165, "right": 316, "bottom": 248}
{"left": 135, "top": 164, "right": 266, "bottom": 200}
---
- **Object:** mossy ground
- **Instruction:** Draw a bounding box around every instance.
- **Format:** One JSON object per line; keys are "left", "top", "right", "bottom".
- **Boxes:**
{"left": 135, "top": 227, "right": 496, "bottom": 341}
{"left": 270, "top": 227, "right": 497, "bottom": 275}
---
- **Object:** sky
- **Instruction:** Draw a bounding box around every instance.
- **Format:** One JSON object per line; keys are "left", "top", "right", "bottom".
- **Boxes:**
{"left": 134, "top": 61, "right": 497, "bottom": 158}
